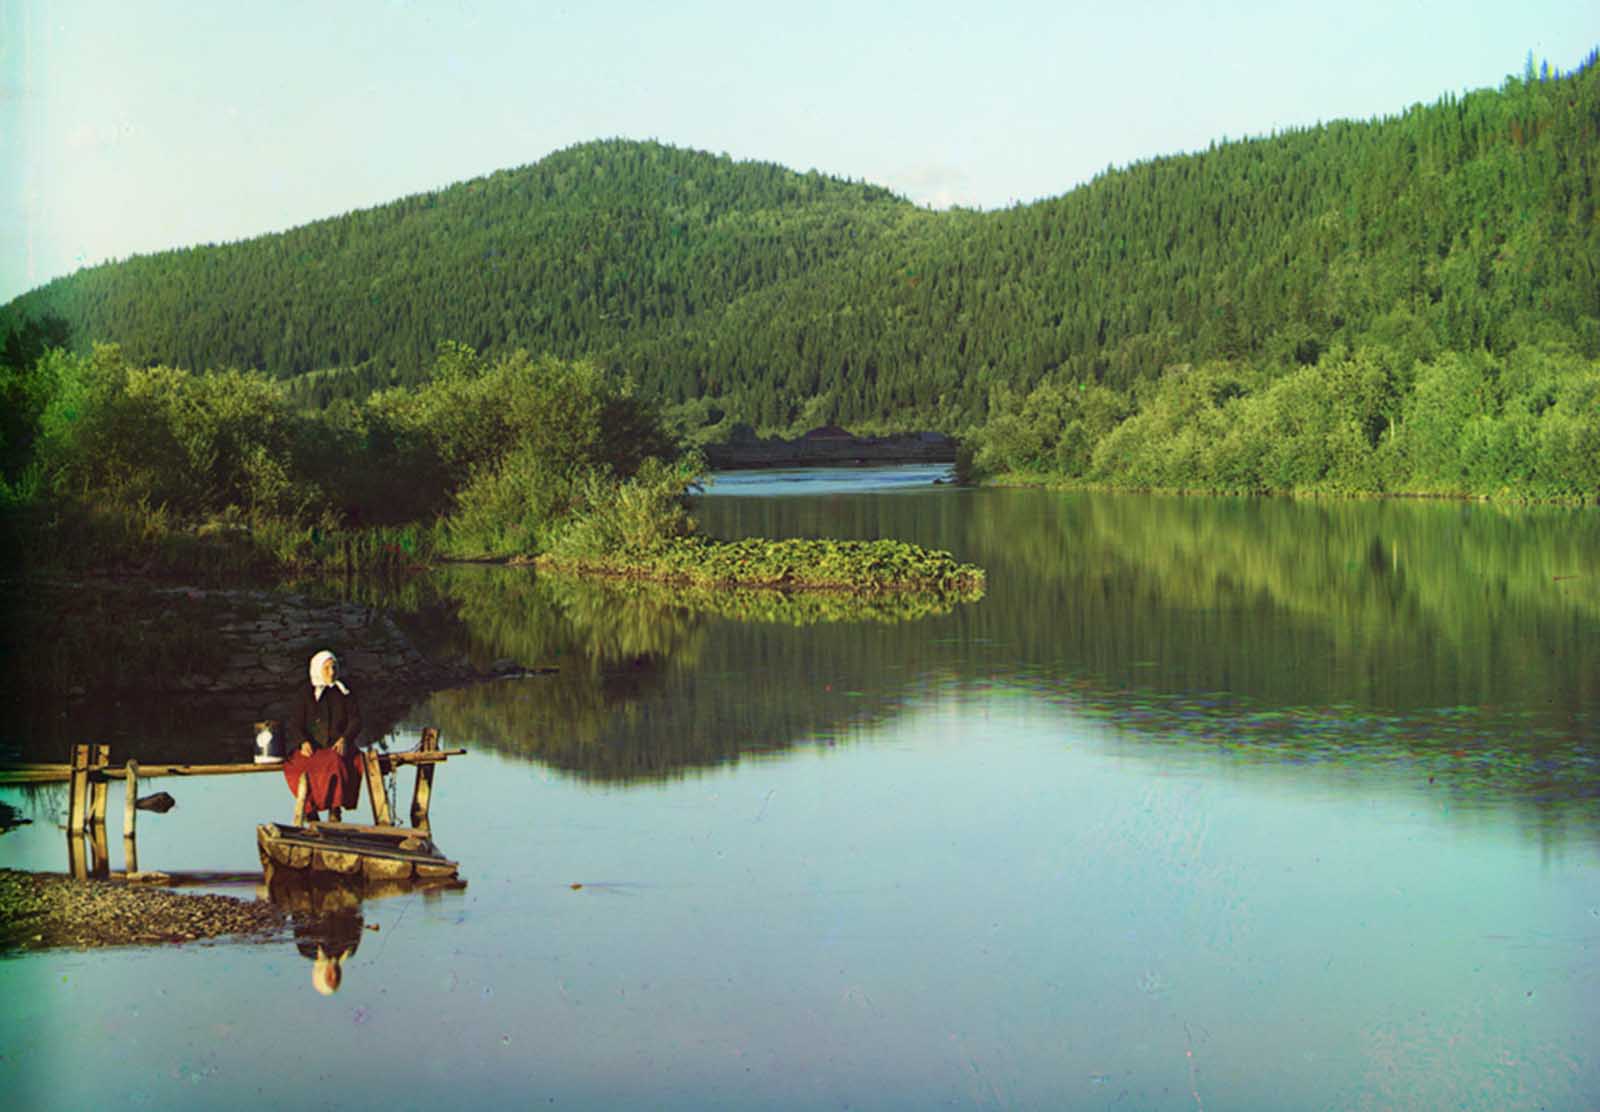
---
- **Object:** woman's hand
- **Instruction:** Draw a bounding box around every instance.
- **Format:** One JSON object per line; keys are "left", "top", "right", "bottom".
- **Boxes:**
{"left": 299, "top": 741, "right": 314, "bottom": 758}
{"left": 333, "top": 738, "right": 347, "bottom": 756}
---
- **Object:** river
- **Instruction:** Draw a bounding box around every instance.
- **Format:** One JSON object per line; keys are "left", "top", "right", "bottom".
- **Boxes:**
{"left": 3, "top": 467, "right": 1598, "bottom": 1109}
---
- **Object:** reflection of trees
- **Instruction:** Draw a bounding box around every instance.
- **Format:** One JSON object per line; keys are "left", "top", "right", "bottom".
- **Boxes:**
{"left": 15, "top": 488, "right": 1595, "bottom": 838}
{"left": 699, "top": 488, "right": 1598, "bottom": 724}
{"left": 949, "top": 491, "right": 1600, "bottom": 723}
{"left": 689, "top": 488, "right": 1600, "bottom": 836}
{"left": 407, "top": 569, "right": 928, "bottom": 781}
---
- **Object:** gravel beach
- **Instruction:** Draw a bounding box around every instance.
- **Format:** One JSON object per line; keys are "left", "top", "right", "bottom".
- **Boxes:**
{"left": 0, "top": 868, "right": 288, "bottom": 951}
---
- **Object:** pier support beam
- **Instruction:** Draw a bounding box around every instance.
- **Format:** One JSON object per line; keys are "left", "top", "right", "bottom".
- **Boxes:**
{"left": 409, "top": 727, "right": 440, "bottom": 832}
{"left": 123, "top": 760, "right": 140, "bottom": 875}
{"left": 365, "top": 751, "right": 393, "bottom": 825}
{"left": 67, "top": 745, "right": 90, "bottom": 836}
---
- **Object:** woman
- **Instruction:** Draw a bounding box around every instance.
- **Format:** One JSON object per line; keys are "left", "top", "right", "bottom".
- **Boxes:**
{"left": 282, "top": 650, "right": 364, "bottom": 821}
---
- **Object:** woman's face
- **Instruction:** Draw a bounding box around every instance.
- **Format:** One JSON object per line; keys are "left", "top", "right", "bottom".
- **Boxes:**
{"left": 320, "top": 658, "right": 337, "bottom": 684}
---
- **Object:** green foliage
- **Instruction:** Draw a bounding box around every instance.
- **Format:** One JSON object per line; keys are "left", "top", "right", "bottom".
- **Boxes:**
{"left": 23, "top": 344, "right": 319, "bottom": 518}
{"left": 547, "top": 455, "right": 703, "bottom": 559}
{"left": 966, "top": 342, "right": 1600, "bottom": 502}
{"left": 2, "top": 340, "right": 696, "bottom": 574}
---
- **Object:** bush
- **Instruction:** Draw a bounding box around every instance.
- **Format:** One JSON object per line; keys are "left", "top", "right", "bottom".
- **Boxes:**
{"left": 549, "top": 455, "right": 702, "bottom": 559}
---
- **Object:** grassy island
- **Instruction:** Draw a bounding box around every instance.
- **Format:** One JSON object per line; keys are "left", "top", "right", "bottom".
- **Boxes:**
{"left": 536, "top": 536, "right": 985, "bottom": 596}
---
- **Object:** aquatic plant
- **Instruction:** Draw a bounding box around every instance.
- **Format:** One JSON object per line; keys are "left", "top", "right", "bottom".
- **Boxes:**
{"left": 538, "top": 535, "right": 986, "bottom": 595}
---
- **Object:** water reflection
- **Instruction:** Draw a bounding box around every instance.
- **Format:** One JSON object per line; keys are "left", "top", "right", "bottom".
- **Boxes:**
{"left": 265, "top": 872, "right": 467, "bottom": 997}
{"left": 383, "top": 489, "right": 1600, "bottom": 838}
{"left": 8, "top": 482, "right": 1596, "bottom": 840}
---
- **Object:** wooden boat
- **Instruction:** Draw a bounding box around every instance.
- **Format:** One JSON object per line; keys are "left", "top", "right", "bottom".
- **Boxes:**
{"left": 257, "top": 821, "right": 460, "bottom": 881}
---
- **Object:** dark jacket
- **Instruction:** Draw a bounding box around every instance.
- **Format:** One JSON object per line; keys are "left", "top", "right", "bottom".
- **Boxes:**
{"left": 288, "top": 684, "right": 363, "bottom": 750}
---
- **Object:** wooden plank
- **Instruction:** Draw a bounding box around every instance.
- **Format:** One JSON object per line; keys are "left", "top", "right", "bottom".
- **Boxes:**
{"left": 100, "top": 762, "right": 294, "bottom": 779}
{"left": 312, "top": 848, "right": 363, "bottom": 875}
{"left": 123, "top": 760, "right": 139, "bottom": 875}
{"left": 306, "top": 822, "right": 424, "bottom": 839}
{"left": 363, "top": 856, "right": 414, "bottom": 881}
{"left": 87, "top": 749, "right": 464, "bottom": 779}
{"left": 1, "top": 747, "right": 463, "bottom": 784}
{"left": 364, "top": 751, "right": 392, "bottom": 825}
{"left": 376, "top": 749, "right": 465, "bottom": 770}
{"left": 292, "top": 772, "right": 309, "bottom": 826}
{"left": 0, "top": 770, "right": 75, "bottom": 784}
{"left": 67, "top": 745, "right": 90, "bottom": 836}
{"left": 89, "top": 744, "right": 111, "bottom": 827}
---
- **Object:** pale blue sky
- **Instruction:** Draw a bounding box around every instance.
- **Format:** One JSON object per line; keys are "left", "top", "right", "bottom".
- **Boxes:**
{"left": 2, "top": 0, "right": 1596, "bottom": 303}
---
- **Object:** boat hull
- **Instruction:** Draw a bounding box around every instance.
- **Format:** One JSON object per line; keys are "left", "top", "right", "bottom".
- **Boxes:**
{"left": 257, "top": 821, "right": 460, "bottom": 881}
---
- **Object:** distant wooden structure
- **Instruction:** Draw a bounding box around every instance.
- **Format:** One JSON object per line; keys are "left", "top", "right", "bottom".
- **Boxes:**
{"left": 0, "top": 728, "right": 463, "bottom": 881}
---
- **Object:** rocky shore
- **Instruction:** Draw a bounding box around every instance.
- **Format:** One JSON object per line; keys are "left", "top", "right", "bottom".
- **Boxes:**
{"left": 0, "top": 868, "right": 286, "bottom": 951}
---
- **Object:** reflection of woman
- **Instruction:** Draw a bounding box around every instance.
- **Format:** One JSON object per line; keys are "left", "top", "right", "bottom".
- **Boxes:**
{"left": 282, "top": 650, "right": 364, "bottom": 822}
{"left": 294, "top": 908, "right": 364, "bottom": 996}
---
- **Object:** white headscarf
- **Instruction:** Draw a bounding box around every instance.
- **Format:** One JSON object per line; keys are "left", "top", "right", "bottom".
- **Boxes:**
{"left": 309, "top": 650, "right": 351, "bottom": 701}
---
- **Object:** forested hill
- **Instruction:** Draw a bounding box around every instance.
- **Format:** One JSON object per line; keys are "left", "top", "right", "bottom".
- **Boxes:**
{"left": 5, "top": 53, "right": 1598, "bottom": 432}
{"left": 1, "top": 142, "right": 918, "bottom": 402}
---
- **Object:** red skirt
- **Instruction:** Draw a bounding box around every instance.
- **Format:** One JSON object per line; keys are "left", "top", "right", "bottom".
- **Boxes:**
{"left": 283, "top": 746, "right": 363, "bottom": 813}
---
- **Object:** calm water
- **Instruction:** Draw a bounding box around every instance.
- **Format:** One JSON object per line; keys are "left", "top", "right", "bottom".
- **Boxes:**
{"left": 3, "top": 472, "right": 1599, "bottom": 1109}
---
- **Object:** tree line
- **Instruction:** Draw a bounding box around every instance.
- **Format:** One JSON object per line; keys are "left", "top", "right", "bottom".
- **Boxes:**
{"left": 3, "top": 50, "right": 1597, "bottom": 499}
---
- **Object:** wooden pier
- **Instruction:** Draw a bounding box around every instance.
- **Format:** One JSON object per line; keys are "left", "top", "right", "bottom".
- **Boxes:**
{"left": 0, "top": 728, "right": 464, "bottom": 881}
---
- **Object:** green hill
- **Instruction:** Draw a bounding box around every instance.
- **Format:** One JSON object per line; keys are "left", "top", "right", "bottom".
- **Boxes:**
{"left": 4, "top": 51, "right": 1598, "bottom": 439}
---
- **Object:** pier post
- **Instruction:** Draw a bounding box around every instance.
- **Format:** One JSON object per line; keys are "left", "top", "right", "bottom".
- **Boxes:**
{"left": 67, "top": 829, "right": 87, "bottom": 880}
{"left": 67, "top": 745, "right": 90, "bottom": 836}
{"left": 123, "top": 760, "right": 140, "bottom": 875}
{"left": 364, "top": 751, "right": 393, "bottom": 825}
{"left": 409, "top": 727, "right": 440, "bottom": 832}
{"left": 89, "top": 819, "right": 110, "bottom": 878}
{"left": 89, "top": 744, "right": 111, "bottom": 828}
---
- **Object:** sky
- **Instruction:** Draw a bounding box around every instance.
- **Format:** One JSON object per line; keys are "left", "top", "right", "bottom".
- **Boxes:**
{"left": 2, "top": 0, "right": 1597, "bottom": 304}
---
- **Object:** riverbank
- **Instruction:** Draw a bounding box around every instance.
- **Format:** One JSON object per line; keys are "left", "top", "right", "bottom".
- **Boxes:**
{"left": 980, "top": 469, "right": 1600, "bottom": 507}
{"left": 0, "top": 868, "right": 286, "bottom": 951}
